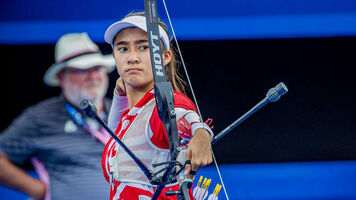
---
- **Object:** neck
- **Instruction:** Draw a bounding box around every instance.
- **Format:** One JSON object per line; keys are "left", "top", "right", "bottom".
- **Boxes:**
{"left": 94, "top": 100, "right": 104, "bottom": 115}
{"left": 125, "top": 83, "right": 154, "bottom": 109}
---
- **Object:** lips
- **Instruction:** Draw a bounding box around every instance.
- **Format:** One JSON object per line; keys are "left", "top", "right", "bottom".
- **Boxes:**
{"left": 126, "top": 68, "right": 142, "bottom": 73}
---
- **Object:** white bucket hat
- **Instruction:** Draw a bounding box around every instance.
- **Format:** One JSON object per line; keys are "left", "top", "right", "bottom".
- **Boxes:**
{"left": 104, "top": 15, "right": 170, "bottom": 50}
{"left": 43, "top": 32, "right": 116, "bottom": 87}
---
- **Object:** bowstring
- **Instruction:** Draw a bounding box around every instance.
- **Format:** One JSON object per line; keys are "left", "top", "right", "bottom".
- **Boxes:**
{"left": 161, "top": 1, "right": 230, "bottom": 199}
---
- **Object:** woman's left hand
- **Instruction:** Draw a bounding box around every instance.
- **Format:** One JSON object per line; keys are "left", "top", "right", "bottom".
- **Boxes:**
{"left": 184, "top": 128, "right": 213, "bottom": 179}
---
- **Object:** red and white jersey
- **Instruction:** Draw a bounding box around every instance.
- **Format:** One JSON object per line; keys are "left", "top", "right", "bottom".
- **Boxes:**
{"left": 102, "top": 89, "right": 199, "bottom": 200}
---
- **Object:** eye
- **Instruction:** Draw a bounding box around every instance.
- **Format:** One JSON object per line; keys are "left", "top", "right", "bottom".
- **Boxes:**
{"left": 139, "top": 45, "right": 149, "bottom": 51}
{"left": 117, "top": 47, "right": 127, "bottom": 52}
{"left": 90, "top": 66, "right": 103, "bottom": 72}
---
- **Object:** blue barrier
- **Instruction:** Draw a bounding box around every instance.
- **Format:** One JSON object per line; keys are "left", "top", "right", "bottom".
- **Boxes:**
{"left": 1, "top": 161, "right": 355, "bottom": 199}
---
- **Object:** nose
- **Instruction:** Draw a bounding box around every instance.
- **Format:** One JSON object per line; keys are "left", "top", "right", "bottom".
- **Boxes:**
{"left": 87, "top": 66, "right": 103, "bottom": 80}
{"left": 127, "top": 49, "right": 140, "bottom": 65}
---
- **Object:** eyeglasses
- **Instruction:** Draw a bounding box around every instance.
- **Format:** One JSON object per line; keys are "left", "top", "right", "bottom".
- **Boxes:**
{"left": 64, "top": 66, "right": 104, "bottom": 74}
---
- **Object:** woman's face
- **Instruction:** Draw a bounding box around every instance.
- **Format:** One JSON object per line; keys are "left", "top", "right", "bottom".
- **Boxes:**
{"left": 113, "top": 27, "right": 171, "bottom": 91}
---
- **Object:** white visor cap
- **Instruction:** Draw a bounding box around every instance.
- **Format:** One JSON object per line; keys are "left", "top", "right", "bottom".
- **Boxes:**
{"left": 104, "top": 16, "right": 170, "bottom": 50}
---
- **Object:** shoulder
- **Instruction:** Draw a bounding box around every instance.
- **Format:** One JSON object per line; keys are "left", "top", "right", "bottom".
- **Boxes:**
{"left": 1, "top": 96, "right": 67, "bottom": 137}
{"left": 26, "top": 96, "right": 65, "bottom": 115}
{"left": 18, "top": 96, "right": 67, "bottom": 125}
{"left": 173, "top": 91, "right": 197, "bottom": 112}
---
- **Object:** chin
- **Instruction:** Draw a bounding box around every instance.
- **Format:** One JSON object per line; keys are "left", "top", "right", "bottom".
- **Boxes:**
{"left": 127, "top": 79, "right": 153, "bottom": 88}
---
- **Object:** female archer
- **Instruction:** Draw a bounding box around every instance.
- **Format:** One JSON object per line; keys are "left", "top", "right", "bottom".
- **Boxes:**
{"left": 102, "top": 12, "right": 214, "bottom": 199}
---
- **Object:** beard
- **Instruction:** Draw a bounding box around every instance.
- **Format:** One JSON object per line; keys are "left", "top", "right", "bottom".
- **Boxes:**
{"left": 62, "top": 79, "right": 108, "bottom": 107}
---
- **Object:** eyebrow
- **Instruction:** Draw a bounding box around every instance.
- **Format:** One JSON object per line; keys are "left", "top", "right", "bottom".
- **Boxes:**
{"left": 114, "top": 39, "right": 148, "bottom": 47}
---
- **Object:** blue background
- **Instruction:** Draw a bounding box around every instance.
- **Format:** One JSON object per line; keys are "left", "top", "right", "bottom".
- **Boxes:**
{"left": 0, "top": 0, "right": 356, "bottom": 44}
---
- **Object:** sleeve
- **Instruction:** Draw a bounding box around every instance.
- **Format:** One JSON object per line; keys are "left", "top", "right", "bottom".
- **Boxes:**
{"left": 108, "top": 93, "right": 129, "bottom": 131}
{"left": 175, "top": 108, "right": 214, "bottom": 144}
{"left": 149, "top": 92, "right": 213, "bottom": 149}
{"left": 0, "top": 108, "right": 39, "bottom": 166}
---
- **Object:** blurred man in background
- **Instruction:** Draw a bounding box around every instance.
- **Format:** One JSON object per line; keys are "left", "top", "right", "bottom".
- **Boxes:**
{"left": 0, "top": 32, "right": 115, "bottom": 200}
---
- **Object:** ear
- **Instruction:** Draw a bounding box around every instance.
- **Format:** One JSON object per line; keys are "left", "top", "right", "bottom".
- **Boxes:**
{"left": 57, "top": 70, "right": 66, "bottom": 88}
{"left": 162, "top": 50, "right": 172, "bottom": 66}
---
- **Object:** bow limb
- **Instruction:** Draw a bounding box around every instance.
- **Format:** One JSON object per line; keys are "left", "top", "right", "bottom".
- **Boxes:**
{"left": 144, "top": 0, "right": 181, "bottom": 199}
{"left": 161, "top": 1, "right": 231, "bottom": 199}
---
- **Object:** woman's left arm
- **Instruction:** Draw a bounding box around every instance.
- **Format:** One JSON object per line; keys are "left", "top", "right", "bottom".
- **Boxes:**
{"left": 184, "top": 128, "right": 213, "bottom": 177}
{"left": 174, "top": 106, "right": 214, "bottom": 177}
